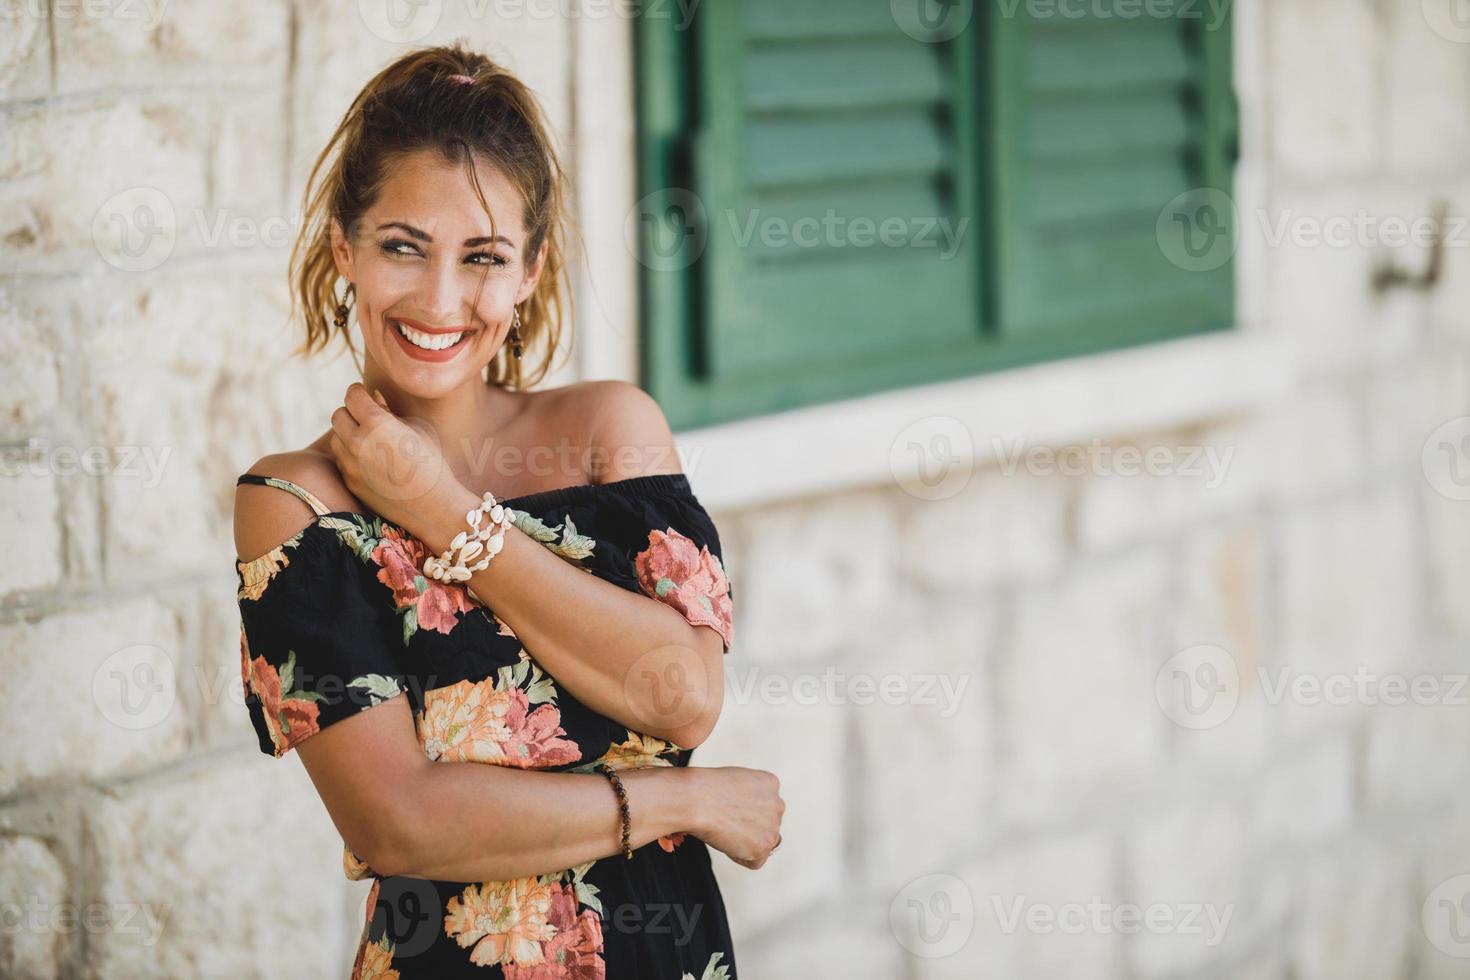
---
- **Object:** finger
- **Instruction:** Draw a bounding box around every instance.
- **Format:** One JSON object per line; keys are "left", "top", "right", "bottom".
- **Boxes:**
{"left": 330, "top": 406, "right": 359, "bottom": 451}
{"left": 344, "top": 382, "right": 384, "bottom": 424}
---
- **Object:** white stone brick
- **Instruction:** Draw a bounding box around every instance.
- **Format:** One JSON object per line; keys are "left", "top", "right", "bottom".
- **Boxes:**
{"left": 1383, "top": 0, "right": 1470, "bottom": 176}
{"left": 0, "top": 285, "right": 65, "bottom": 432}
{"left": 729, "top": 490, "right": 898, "bottom": 664}
{"left": 1073, "top": 422, "right": 1264, "bottom": 554}
{"left": 190, "top": 582, "right": 259, "bottom": 752}
{"left": 1269, "top": 0, "right": 1381, "bottom": 178}
{"left": 51, "top": 0, "right": 289, "bottom": 91}
{"left": 0, "top": 100, "right": 209, "bottom": 275}
{"left": 1260, "top": 386, "right": 1365, "bottom": 501}
{"left": 1262, "top": 187, "right": 1425, "bottom": 376}
{"left": 0, "top": 835, "right": 67, "bottom": 980}
{"left": 912, "top": 831, "right": 1118, "bottom": 980}
{"left": 0, "top": 2, "right": 49, "bottom": 101}
{"left": 1417, "top": 802, "right": 1470, "bottom": 980}
{"left": 288, "top": 3, "right": 570, "bottom": 199}
{"left": 87, "top": 273, "right": 287, "bottom": 579}
{"left": 1292, "top": 836, "right": 1416, "bottom": 980}
{"left": 1274, "top": 488, "right": 1420, "bottom": 735}
{"left": 1424, "top": 481, "right": 1470, "bottom": 642}
{"left": 0, "top": 598, "right": 190, "bottom": 796}
{"left": 996, "top": 551, "right": 1169, "bottom": 824}
{"left": 1250, "top": 735, "right": 1354, "bottom": 847}
{"left": 851, "top": 599, "right": 994, "bottom": 895}
{"left": 1366, "top": 351, "right": 1470, "bottom": 479}
{"left": 734, "top": 906, "right": 904, "bottom": 980}
{"left": 207, "top": 90, "right": 291, "bottom": 231}
{"left": 901, "top": 465, "right": 1069, "bottom": 588}
{"left": 0, "top": 470, "right": 62, "bottom": 596}
{"left": 1365, "top": 704, "right": 1470, "bottom": 812}
{"left": 1167, "top": 522, "right": 1271, "bottom": 772}
{"left": 697, "top": 689, "right": 845, "bottom": 939}
{"left": 1124, "top": 805, "right": 1251, "bottom": 977}
{"left": 83, "top": 760, "right": 358, "bottom": 977}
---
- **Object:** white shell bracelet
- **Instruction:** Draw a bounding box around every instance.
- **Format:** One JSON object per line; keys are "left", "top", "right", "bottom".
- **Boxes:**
{"left": 422, "top": 490, "right": 514, "bottom": 583}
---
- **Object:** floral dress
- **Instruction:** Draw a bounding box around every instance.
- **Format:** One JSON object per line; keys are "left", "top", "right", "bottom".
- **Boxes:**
{"left": 233, "top": 471, "right": 738, "bottom": 980}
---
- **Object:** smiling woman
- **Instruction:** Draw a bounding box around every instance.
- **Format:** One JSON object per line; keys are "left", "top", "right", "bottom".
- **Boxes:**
{"left": 232, "top": 42, "right": 782, "bottom": 980}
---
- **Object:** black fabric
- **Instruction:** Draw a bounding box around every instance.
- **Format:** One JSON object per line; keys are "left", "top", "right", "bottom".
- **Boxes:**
{"left": 234, "top": 472, "right": 738, "bottom": 980}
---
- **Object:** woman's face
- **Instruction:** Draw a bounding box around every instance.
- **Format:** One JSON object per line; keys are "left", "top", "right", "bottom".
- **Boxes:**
{"left": 331, "top": 148, "right": 545, "bottom": 399}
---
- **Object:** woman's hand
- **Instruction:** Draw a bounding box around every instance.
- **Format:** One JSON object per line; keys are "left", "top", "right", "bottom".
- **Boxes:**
{"left": 328, "top": 382, "right": 462, "bottom": 529}
{"left": 686, "top": 766, "right": 785, "bottom": 870}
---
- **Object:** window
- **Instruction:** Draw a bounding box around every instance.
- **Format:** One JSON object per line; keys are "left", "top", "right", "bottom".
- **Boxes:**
{"left": 636, "top": 0, "right": 1238, "bottom": 430}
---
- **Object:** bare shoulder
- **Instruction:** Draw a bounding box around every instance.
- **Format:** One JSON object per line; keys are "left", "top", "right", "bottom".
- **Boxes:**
{"left": 566, "top": 379, "right": 681, "bottom": 483}
{"left": 233, "top": 448, "right": 360, "bottom": 563}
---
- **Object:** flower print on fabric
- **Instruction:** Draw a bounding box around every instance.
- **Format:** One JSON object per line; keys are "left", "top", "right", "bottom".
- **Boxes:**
{"left": 371, "top": 523, "right": 479, "bottom": 638}
{"left": 236, "top": 530, "right": 303, "bottom": 601}
{"left": 416, "top": 654, "right": 581, "bottom": 768}
{"left": 634, "top": 528, "right": 734, "bottom": 651}
{"left": 443, "top": 873, "right": 605, "bottom": 979}
{"left": 239, "top": 625, "right": 322, "bottom": 756}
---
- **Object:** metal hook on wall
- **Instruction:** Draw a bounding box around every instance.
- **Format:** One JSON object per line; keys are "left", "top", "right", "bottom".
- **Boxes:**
{"left": 1372, "top": 199, "right": 1448, "bottom": 294}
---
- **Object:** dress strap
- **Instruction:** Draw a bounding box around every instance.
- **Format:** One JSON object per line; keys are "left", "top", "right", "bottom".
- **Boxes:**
{"left": 236, "top": 473, "right": 333, "bottom": 518}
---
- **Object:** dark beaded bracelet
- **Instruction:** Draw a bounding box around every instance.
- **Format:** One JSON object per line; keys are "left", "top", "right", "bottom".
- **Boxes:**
{"left": 594, "top": 763, "right": 634, "bottom": 860}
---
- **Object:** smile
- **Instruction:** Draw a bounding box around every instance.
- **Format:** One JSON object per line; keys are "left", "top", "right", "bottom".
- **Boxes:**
{"left": 393, "top": 319, "right": 468, "bottom": 351}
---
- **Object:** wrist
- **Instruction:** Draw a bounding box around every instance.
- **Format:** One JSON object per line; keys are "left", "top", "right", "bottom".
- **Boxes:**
{"left": 414, "top": 480, "right": 482, "bottom": 554}
{"left": 622, "top": 766, "right": 704, "bottom": 841}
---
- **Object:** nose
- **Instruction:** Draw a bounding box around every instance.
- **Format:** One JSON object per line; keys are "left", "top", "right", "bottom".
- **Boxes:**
{"left": 419, "top": 253, "right": 470, "bottom": 326}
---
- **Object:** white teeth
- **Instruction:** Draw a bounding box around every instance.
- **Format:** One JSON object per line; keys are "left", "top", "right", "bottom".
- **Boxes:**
{"left": 394, "top": 320, "right": 465, "bottom": 351}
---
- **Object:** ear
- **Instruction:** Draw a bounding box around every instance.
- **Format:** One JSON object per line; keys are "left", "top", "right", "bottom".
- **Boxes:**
{"left": 514, "top": 238, "right": 549, "bottom": 305}
{"left": 328, "top": 216, "right": 357, "bottom": 281}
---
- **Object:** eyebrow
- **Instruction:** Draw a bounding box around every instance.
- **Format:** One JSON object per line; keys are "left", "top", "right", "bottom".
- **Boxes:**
{"left": 375, "top": 221, "right": 515, "bottom": 248}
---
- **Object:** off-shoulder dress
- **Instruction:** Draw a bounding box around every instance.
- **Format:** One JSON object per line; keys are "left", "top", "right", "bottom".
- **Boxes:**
{"left": 233, "top": 471, "right": 738, "bottom": 980}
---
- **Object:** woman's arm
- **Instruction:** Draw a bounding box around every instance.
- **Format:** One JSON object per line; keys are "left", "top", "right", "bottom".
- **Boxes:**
{"left": 328, "top": 382, "right": 726, "bottom": 748}
{"left": 297, "top": 694, "right": 700, "bottom": 881}
{"left": 415, "top": 482, "right": 725, "bottom": 750}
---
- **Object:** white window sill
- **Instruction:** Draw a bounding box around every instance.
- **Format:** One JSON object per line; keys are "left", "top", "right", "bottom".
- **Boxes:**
{"left": 675, "top": 329, "right": 1294, "bottom": 511}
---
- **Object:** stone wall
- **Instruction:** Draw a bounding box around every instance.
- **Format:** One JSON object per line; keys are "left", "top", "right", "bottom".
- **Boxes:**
{"left": 3, "top": 1, "right": 1470, "bottom": 978}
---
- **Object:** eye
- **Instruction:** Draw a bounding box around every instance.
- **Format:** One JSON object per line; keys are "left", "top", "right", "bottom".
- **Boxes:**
{"left": 467, "top": 252, "right": 510, "bottom": 268}
{"left": 378, "top": 238, "right": 421, "bottom": 257}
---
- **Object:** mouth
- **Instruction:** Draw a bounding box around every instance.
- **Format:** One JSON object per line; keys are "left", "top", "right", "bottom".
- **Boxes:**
{"left": 390, "top": 317, "right": 476, "bottom": 360}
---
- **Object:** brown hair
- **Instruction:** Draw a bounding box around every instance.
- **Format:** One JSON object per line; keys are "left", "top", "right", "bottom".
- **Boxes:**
{"left": 288, "top": 41, "right": 572, "bottom": 389}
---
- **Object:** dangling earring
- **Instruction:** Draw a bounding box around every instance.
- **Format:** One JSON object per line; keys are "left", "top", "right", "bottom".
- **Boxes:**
{"left": 333, "top": 281, "right": 355, "bottom": 331}
{"left": 510, "top": 305, "right": 523, "bottom": 360}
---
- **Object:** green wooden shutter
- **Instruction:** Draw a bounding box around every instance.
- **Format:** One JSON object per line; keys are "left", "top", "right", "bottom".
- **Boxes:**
{"left": 987, "top": 2, "right": 1237, "bottom": 343}
{"left": 638, "top": 2, "right": 1237, "bottom": 430}
{"left": 639, "top": 0, "right": 984, "bottom": 426}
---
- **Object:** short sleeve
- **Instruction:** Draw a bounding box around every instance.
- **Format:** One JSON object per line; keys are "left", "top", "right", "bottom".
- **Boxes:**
{"left": 623, "top": 489, "right": 736, "bottom": 653}
{"left": 236, "top": 527, "right": 411, "bottom": 758}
